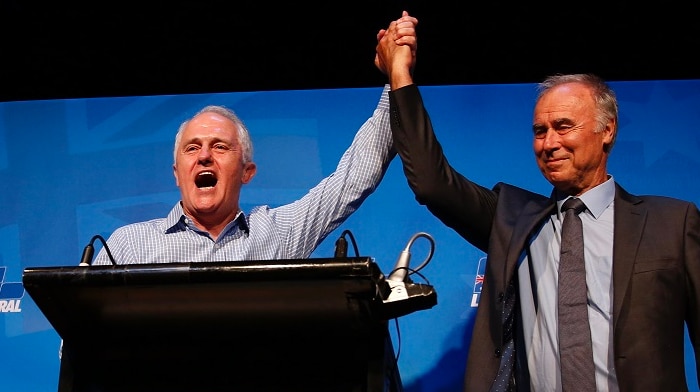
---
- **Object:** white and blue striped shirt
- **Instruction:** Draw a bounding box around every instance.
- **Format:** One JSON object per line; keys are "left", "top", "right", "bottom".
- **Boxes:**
{"left": 94, "top": 86, "right": 393, "bottom": 265}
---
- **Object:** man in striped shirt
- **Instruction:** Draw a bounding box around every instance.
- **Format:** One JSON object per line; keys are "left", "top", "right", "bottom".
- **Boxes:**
{"left": 92, "top": 13, "right": 418, "bottom": 265}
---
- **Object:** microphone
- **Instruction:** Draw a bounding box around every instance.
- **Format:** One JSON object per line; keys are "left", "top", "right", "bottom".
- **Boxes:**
{"left": 79, "top": 235, "right": 117, "bottom": 266}
{"left": 333, "top": 229, "right": 358, "bottom": 258}
{"left": 388, "top": 247, "right": 411, "bottom": 282}
{"left": 387, "top": 232, "right": 434, "bottom": 282}
{"left": 334, "top": 235, "right": 348, "bottom": 258}
{"left": 79, "top": 242, "right": 95, "bottom": 266}
{"left": 380, "top": 232, "right": 438, "bottom": 318}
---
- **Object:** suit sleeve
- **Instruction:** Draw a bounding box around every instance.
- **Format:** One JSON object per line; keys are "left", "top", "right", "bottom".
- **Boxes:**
{"left": 685, "top": 202, "right": 700, "bottom": 382}
{"left": 389, "top": 84, "right": 496, "bottom": 252}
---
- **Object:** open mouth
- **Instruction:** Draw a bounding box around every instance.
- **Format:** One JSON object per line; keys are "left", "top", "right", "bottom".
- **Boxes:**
{"left": 195, "top": 171, "right": 217, "bottom": 188}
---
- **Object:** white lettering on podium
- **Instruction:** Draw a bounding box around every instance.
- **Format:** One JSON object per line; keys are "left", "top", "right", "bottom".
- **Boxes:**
{"left": 0, "top": 299, "right": 22, "bottom": 312}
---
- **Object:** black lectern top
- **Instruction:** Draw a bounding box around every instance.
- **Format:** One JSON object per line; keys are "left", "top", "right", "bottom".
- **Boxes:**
{"left": 23, "top": 257, "right": 389, "bottom": 341}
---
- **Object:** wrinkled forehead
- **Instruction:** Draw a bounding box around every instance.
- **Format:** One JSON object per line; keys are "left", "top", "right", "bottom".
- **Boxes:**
{"left": 181, "top": 112, "right": 239, "bottom": 142}
{"left": 534, "top": 83, "right": 595, "bottom": 121}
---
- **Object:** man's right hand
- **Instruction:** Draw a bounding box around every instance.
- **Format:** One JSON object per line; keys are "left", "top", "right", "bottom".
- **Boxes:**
{"left": 375, "top": 11, "right": 418, "bottom": 90}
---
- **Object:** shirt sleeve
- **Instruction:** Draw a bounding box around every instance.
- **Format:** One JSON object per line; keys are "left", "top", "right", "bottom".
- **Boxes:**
{"left": 267, "top": 85, "right": 395, "bottom": 258}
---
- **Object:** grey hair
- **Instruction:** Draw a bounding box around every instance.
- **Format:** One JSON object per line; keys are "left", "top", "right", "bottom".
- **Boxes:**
{"left": 537, "top": 73, "right": 619, "bottom": 150}
{"left": 173, "top": 105, "right": 254, "bottom": 164}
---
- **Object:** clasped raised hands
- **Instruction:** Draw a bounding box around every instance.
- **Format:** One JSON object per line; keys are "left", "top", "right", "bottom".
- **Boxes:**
{"left": 375, "top": 11, "right": 418, "bottom": 89}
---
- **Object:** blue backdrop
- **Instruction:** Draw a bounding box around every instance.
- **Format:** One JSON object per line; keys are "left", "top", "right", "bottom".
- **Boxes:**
{"left": 1, "top": 79, "right": 699, "bottom": 391}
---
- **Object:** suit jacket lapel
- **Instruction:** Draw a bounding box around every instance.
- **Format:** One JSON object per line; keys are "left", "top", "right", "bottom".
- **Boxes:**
{"left": 612, "top": 184, "right": 646, "bottom": 331}
{"left": 509, "top": 198, "right": 555, "bottom": 277}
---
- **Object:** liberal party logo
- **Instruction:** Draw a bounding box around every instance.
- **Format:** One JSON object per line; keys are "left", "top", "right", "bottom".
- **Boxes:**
{"left": 0, "top": 266, "right": 24, "bottom": 313}
{"left": 470, "top": 256, "right": 486, "bottom": 308}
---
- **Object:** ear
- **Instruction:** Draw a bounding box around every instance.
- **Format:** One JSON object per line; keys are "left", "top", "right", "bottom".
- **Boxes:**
{"left": 241, "top": 162, "right": 257, "bottom": 184}
{"left": 601, "top": 119, "right": 616, "bottom": 152}
{"left": 173, "top": 164, "right": 179, "bottom": 187}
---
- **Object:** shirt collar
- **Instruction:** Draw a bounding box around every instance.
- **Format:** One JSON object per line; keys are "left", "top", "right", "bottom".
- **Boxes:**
{"left": 555, "top": 175, "right": 615, "bottom": 220}
{"left": 164, "top": 202, "right": 249, "bottom": 235}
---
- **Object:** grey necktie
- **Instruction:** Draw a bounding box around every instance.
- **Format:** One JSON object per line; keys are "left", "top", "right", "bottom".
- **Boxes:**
{"left": 558, "top": 197, "right": 595, "bottom": 391}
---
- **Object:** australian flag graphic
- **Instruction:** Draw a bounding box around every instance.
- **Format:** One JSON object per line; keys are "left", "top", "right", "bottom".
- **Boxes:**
{"left": 471, "top": 256, "right": 486, "bottom": 308}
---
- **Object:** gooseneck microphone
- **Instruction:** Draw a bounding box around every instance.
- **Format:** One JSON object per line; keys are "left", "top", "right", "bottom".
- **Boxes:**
{"left": 381, "top": 231, "right": 438, "bottom": 318}
{"left": 388, "top": 232, "right": 435, "bottom": 282}
{"left": 388, "top": 247, "right": 411, "bottom": 282}
{"left": 334, "top": 236, "right": 348, "bottom": 258}
{"left": 333, "top": 229, "right": 359, "bottom": 258}
{"left": 79, "top": 234, "right": 117, "bottom": 266}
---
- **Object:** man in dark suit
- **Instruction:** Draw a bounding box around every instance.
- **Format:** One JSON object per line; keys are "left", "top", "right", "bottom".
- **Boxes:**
{"left": 375, "top": 13, "right": 700, "bottom": 392}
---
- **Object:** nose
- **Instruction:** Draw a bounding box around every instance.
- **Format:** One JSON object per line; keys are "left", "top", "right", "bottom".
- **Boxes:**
{"left": 541, "top": 129, "right": 561, "bottom": 151}
{"left": 197, "top": 145, "right": 212, "bottom": 163}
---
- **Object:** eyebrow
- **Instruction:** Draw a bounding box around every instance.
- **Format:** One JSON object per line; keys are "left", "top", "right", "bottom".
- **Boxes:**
{"left": 551, "top": 118, "right": 575, "bottom": 128}
{"left": 533, "top": 117, "right": 575, "bottom": 130}
{"left": 182, "top": 136, "right": 231, "bottom": 145}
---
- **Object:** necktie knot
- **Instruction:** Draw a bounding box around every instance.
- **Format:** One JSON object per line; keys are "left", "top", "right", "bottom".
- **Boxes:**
{"left": 561, "top": 197, "right": 586, "bottom": 215}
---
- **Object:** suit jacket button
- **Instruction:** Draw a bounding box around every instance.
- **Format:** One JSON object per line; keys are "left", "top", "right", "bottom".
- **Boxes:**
{"left": 498, "top": 292, "right": 505, "bottom": 302}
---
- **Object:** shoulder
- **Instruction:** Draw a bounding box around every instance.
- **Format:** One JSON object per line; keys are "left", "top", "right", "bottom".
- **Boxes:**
{"left": 110, "top": 218, "right": 169, "bottom": 237}
{"left": 637, "top": 194, "right": 694, "bottom": 206}
{"left": 615, "top": 184, "right": 699, "bottom": 221}
{"left": 494, "top": 182, "right": 549, "bottom": 203}
{"left": 635, "top": 195, "right": 699, "bottom": 218}
{"left": 616, "top": 183, "right": 696, "bottom": 209}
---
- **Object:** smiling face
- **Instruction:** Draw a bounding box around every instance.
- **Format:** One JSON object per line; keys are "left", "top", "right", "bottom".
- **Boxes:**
{"left": 532, "top": 82, "right": 614, "bottom": 196}
{"left": 173, "top": 111, "right": 256, "bottom": 230}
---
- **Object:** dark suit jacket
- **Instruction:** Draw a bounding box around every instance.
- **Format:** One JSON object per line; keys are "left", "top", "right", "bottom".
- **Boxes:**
{"left": 389, "top": 84, "right": 700, "bottom": 392}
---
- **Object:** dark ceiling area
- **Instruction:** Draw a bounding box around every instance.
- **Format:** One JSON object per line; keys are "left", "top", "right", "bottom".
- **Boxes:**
{"left": 2, "top": 2, "right": 698, "bottom": 102}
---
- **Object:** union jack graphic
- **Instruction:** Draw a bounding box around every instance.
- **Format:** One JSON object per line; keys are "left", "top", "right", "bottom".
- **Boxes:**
{"left": 471, "top": 256, "right": 486, "bottom": 307}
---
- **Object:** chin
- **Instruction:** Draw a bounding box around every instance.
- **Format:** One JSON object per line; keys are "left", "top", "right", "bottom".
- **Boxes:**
{"left": 189, "top": 199, "right": 221, "bottom": 213}
{"left": 546, "top": 176, "right": 571, "bottom": 190}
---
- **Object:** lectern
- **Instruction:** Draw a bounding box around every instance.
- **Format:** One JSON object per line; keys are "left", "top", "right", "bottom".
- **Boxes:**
{"left": 23, "top": 257, "right": 432, "bottom": 392}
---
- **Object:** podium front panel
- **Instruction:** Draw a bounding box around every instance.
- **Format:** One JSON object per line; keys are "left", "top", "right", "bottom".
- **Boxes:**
{"left": 23, "top": 257, "right": 401, "bottom": 392}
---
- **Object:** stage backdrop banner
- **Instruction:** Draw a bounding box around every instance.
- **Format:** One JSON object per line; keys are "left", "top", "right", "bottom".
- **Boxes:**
{"left": 1, "top": 80, "right": 699, "bottom": 391}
